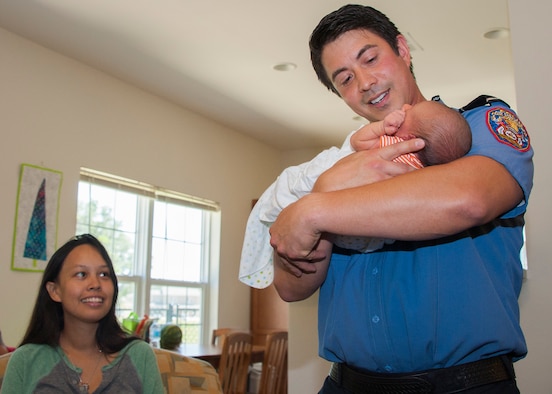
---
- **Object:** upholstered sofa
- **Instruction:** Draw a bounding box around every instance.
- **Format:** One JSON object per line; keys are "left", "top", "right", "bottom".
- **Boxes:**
{"left": 0, "top": 347, "right": 222, "bottom": 393}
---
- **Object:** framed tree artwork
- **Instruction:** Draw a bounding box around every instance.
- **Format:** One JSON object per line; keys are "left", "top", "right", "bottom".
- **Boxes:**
{"left": 11, "top": 164, "right": 63, "bottom": 272}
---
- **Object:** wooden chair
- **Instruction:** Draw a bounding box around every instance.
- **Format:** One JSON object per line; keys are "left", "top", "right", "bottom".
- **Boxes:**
{"left": 217, "top": 332, "right": 252, "bottom": 394}
{"left": 211, "top": 328, "right": 234, "bottom": 346}
{"left": 258, "top": 331, "right": 288, "bottom": 394}
{"left": 211, "top": 328, "right": 247, "bottom": 347}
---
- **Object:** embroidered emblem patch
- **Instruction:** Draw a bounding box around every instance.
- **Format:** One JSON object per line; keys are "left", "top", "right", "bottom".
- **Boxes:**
{"left": 486, "top": 108, "right": 530, "bottom": 151}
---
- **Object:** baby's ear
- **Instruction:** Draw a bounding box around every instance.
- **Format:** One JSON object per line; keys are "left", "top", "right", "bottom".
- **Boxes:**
{"left": 402, "top": 104, "right": 412, "bottom": 111}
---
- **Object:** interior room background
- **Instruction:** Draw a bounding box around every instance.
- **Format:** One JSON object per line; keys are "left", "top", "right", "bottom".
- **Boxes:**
{"left": 0, "top": 0, "right": 550, "bottom": 392}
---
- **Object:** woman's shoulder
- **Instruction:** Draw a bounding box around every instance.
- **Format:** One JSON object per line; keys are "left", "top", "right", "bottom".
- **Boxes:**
{"left": 6, "top": 343, "right": 61, "bottom": 374}
{"left": 111, "top": 339, "right": 154, "bottom": 362}
{"left": 123, "top": 339, "right": 153, "bottom": 352}
{"left": 11, "top": 343, "right": 58, "bottom": 359}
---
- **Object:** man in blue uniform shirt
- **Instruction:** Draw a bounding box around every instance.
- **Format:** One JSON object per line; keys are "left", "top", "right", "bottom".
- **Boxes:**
{"left": 269, "top": 5, "right": 533, "bottom": 393}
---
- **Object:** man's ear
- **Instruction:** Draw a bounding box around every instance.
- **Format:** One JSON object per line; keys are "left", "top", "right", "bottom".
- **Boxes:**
{"left": 46, "top": 281, "right": 61, "bottom": 302}
{"left": 396, "top": 35, "right": 411, "bottom": 65}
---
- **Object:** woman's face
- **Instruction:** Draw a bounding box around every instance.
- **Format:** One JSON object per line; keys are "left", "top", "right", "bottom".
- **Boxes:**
{"left": 46, "top": 244, "right": 114, "bottom": 325}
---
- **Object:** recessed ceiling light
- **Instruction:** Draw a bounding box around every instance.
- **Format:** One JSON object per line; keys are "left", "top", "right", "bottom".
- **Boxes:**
{"left": 273, "top": 62, "right": 297, "bottom": 71}
{"left": 484, "top": 28, "right": 510, "bottom": 39}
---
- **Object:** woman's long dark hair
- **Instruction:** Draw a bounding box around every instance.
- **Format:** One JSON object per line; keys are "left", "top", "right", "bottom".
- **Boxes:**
{"left": 20, "top": 234, "right": 136, "bottom": 353}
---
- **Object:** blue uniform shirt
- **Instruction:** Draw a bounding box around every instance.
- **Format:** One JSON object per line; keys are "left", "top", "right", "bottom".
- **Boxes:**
{"left": 318, "top": 98, "right": 534, "bottom": 373}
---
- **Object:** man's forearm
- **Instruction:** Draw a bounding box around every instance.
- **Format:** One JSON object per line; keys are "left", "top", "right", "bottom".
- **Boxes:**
{"left": 309, "top": 155, "right": 523, "bottom": 241}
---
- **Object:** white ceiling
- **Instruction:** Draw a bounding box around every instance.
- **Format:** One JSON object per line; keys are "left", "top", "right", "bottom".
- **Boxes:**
{"left": 0, "top": 0, "right": 516, "bottom": 150}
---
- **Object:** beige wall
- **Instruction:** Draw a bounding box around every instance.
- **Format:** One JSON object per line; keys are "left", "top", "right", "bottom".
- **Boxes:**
{"left": 509, "top": 0, "right": 552, "bottom": 392}
{"left": 0, "top": 27, "right": 282, "bottom": 346}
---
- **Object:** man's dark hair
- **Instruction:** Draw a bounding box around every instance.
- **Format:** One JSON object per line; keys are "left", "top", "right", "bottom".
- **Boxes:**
{"left": 309, "top": 4, "right": 413, "bottom": 95}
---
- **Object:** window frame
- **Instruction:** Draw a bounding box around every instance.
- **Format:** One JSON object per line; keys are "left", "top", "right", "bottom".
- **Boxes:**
{"left": 76, "top": 168, "right": 220, "bottom": 344}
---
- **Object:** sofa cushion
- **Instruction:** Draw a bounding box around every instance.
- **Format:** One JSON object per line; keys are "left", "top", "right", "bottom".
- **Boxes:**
{"left": 153, "top": 347, "right": 222, "bottom": 394}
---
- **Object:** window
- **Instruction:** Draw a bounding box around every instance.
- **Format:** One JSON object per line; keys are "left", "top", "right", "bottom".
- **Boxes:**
{"left": 521, "top": 226, "right": 528, "bottom": 277}
{"left": 76, "top": 168, "right": 220, "bottom": 344}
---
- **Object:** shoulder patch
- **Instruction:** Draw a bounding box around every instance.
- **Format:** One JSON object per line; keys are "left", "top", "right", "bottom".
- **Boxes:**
{"left": 486, "top": 107, "right": 530, "bottom": 151}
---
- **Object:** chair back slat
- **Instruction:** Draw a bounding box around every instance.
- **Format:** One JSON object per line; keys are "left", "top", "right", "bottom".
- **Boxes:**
{"left": 259, "top": 331, "right": 288, "bottom": 394}
{"left": 218, "top": 332, "right": 252, "bottom": 394}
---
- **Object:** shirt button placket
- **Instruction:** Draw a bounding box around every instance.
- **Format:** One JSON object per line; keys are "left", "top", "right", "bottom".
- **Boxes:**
{"left": 368, "top": 259, "right": 387, "bottom": 367}
{"left": 370, "top": 262, "right": 381, "bottom": 326}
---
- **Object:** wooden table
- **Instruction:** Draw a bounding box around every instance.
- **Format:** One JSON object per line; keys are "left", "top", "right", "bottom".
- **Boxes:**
{"left": 176, "top": 343, "right": 265, "bottom": 369}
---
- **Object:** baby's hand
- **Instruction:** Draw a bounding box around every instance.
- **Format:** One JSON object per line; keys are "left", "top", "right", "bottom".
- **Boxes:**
{"left": 351, "top": 104, "right": 412, "bottom": 152}
{"left": 383, "top": 109, "right": 406, "bottom": 135}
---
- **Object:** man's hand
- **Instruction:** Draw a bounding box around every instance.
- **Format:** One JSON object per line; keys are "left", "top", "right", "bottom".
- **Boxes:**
{"left": 274, "top": 254, "right": 318, "bottom": 278}
{"left": 272, "top": 236, "right": 333, "bottom": 302}
{"left": 269, "top": 196, "right": 327, "bottom": 263}
{"left": 315, "top": 137, "right": 425, "bottom": 192}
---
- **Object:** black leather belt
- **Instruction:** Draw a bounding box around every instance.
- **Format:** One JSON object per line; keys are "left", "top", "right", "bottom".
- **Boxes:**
{"left": 329, "top": 356, "right": 514, "bottom": 394}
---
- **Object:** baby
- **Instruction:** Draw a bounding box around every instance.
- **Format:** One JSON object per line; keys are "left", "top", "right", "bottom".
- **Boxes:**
{"left": 332, "top": 100, "right": 471, "bottom": 251}
{"left": 240, "top": 100, "right": 471, "bottom": 288}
